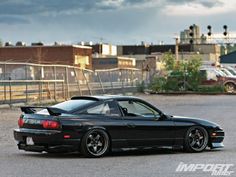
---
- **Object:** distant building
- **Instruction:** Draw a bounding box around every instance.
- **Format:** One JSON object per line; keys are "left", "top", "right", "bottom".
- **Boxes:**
{"left": 118, "top": 44, "right": 220, "bottom": 63}
{"left": 180, "top": 24, "right": 203, "bottom": 44}
{"left": 0, "top": 45, "right": 92, "bottom": 69}
{"left": 118, "top": 44, "right": 192, "bottom": 56}
{"left": 92, "top": 56, "right": 136, "bottom": 70}
{"left": 92, "top": 44, "right": 117, "bottom": 56}
{"left": 180, "top": 29, "right": 191, "bottom": 44}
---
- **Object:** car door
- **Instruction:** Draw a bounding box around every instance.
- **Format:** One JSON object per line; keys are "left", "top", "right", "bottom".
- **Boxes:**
{"left": 116, "top": 99, "right": 175, "bottom": 148}
{"left": 200, "top": 69, "right": 221, "bottom": 86}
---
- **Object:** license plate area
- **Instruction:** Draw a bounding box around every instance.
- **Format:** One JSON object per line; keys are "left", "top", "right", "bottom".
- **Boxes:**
{"left": 26, "top": 137, "right": 34, "bottom": 145}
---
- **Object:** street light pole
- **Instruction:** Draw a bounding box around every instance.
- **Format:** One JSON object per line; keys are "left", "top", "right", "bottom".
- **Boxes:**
{"left": 175, "top": 36, "right": 179, "bottom": 67}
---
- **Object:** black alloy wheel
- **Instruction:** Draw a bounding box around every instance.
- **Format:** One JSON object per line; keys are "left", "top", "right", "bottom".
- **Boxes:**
{"left": 81, "top": 129, "right": 110, "bottom": 157}
{"left": 184, "top": 126, "right": 208, "bottom": 152}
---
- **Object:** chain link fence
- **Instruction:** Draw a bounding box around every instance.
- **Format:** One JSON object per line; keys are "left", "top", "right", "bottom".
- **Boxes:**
{"left": 0, "top": 62, "right": 144, "bottom": 105}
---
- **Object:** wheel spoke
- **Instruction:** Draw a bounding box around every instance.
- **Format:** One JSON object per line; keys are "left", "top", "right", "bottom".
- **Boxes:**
{"left": 190, "top": 133, "right": 195, "bottom": 138}
{"left": 196, "top": 141, "right": 201, "bottom": 147}
{"left": 190, "top": 140, "right": 196, "bottom": 146}
{"left": 95, "top": 134, "right": 100, "bottom": 140}
{"left": 87, "top": 143, "right": 93, "bottom": 147}
{"left": 88, "top": 134, "right": 94, "bottom": 140}
{"left": 97, "top": 141, "right": 103, "bottom": 147}
{"left": 199, "top": 136, "right": 204, "bottom": 140}
{"left": 189, "top": 133, "right": 193, "bottom": 137}
{"left": 93, "top": 146, "right": 98, "bottom": 152}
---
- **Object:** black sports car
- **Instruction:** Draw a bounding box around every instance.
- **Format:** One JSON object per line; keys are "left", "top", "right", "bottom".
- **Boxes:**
{"left": 14, "top": 95, "right": 224, "bottom": 157}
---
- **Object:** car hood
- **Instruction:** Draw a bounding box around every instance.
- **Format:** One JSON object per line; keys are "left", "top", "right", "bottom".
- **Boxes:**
{"left": 169, "top": 115, "right": 221, "bottom": 128}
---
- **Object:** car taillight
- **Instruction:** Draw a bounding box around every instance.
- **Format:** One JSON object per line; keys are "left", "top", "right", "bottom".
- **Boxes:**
{"left": 42, "top": 120, "right": 60, "bottom": 129}
{"left": 18, "top": 117, "right": 24, "bottom": 128}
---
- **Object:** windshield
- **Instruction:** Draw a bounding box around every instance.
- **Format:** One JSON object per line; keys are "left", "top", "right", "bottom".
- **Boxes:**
{"left": 220, "top": 69, "right": 233, "bottom": 76}
{"left": 226, "top": 67, "right": 236, "bottom": 76}
{"left": 215, "top": 69, "right": 227, "bottom": 77}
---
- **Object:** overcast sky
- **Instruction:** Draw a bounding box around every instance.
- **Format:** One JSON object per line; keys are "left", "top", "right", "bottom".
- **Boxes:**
{"left": 0, "top": 0, "right": 235, "bottom": 45}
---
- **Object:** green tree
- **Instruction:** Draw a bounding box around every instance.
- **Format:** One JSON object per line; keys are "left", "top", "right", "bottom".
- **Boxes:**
{"left": 161, "top": 52, "right": 176, "bottom": 71}
{"left": 149, "top": 52, "right": 202, "bottom": 92}
{"left": 0, "top": 38, "right": 3, "bottom": 47}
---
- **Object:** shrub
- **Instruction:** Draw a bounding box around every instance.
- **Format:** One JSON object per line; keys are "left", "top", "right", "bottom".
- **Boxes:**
{"left": 136, "top": 81, "right": 145, "bottom": 92}
{"left": 148, "top": 77, "right": 167, "bottom": 92}
{"left": 148, "top": 52, "right": 203, "bottom": 92}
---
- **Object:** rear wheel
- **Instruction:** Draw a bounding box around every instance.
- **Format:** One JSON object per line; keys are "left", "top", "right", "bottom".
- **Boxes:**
{"left": 184, "top": 126, "right": 208, "bottom": 152}
{"left": 80, "top": 129, "right": 110, "bottom": 158}
{"left": 225, "top": 83, "right": 235, "bottom": 93}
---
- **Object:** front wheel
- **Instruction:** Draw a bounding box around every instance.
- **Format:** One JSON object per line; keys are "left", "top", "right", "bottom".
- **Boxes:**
{"left": 80, "top": 129, "right": 110, "bottom": 158}
{"left": 184, "top": 126, "right": 208, "bottom": 152}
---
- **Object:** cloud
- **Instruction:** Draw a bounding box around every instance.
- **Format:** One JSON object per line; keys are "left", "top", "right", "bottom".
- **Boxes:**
{"left": 0, "top": 16, "right": 30, "bottom": 24}
{"left": 0, "top": 0, "right": 98, "bottom": 16}
{"left": 163, "top": 0, "right": 235, "bottom": 16}
{"left": 165, "top": 0, "right": 222, "bottom": 8}
{"left": 0, "top": 0, "right": 154, "bottom": 17}
{"left": 0, "top": 0, "right": 227, "bottom": 18}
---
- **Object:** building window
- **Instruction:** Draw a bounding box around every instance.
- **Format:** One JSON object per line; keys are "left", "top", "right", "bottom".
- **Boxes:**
{"left": 75, "top": 55, "right": 89, "bottom": 68}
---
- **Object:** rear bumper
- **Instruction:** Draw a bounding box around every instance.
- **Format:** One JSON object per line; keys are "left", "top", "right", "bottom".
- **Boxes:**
{"left": 17, "top": 143, "right": 78, "bottom": 153}
{"left": 14, "top": 128, "right": 81, "bottom": 153}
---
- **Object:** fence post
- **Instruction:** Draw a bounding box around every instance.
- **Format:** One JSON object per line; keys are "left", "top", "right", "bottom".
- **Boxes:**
{"left": 65, "top": 66, "right": 69, "bottom": 99}
{"left": 38, "top": 81, "right": 42, "bottom": 103}
{"left": 53, "top": 66, "right": 57, "bottom": 101}
{"left": 62, "top": 80, "right": 65, "bottom": 100}
{"left": 74, "top": 68, "right": 82, "bottom": 96}
{"left": 121, "top": 69, "right": 124, "bottom": 90}
{"left": 82, "top": 69, "right": 92, "bottom": 95}
{"left": 96, "top": 71, "right": 105, "bottom": 94}
{"left": 109, "top": 71, "right": 113, "bottom": 89}
{"left": 4, "top": 63, "right": 6, "bottom": 103}
{"left": 131, "top": 70, "right": 134, "bottom": 86}
{"left": 25, "top": 65, "right": 28, "bottom": 104}
{"left": 9, "top": 77, "right": 12, "bottom": 107}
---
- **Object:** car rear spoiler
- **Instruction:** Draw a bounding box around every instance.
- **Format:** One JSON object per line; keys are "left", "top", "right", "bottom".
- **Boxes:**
{"left": 20, "top": 106, "right": 67, "bottom": 116}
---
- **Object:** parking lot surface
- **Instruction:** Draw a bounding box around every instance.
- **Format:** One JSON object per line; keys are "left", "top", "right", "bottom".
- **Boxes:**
{"left": 0, "top": 94, "right": 235, "bottom": 177}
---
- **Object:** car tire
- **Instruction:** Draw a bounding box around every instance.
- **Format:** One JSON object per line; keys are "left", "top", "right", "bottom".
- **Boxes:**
{"left": 80, "top": 129, "right": 110, "bottom": 158}
{"left": 184, "top": 126, "right": 208, "bottom": 152}
{"left": 224, "top": 83, "right": 235, "bottom": 93}
{"left": 177, "top": 82, "right": 185, "bottom": 91}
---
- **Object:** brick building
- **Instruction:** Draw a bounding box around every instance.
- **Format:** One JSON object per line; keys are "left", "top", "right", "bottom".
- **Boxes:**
{"left": 0, "top": 45, "right": 92, "bottom": 69}
{"left": 92, "top": 56, "right": 136, "bottom": 70}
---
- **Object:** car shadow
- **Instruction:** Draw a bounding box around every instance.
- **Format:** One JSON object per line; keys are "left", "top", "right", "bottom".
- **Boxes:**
{"left": 14, "top": 148, "right": 223, "bottom": 159}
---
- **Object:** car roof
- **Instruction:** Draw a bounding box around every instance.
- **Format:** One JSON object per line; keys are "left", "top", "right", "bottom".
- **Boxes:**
{"left": 71, "top": 95, "right": 140, "bottom": 101}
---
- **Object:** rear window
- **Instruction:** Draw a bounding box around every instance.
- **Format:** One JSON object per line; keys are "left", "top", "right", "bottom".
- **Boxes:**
{"left": 53, "top": 99, "right": 97, "bottom": 112}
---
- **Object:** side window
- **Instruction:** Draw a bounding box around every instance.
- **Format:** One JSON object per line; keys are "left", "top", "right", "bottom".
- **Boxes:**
{"left": 83, "top": 101, "right": 121, "bottom": 116}
{"left": 87, "top": 103, "right": 110, "bottom": 114}
{"left": 118, "top": 100, "right": 159, "bottom": 118}
{"left": 200, "top": 70, "right": 207, "bottom": 80}
{"left": 206, "top": 70, "right": 217, "bottom": 81}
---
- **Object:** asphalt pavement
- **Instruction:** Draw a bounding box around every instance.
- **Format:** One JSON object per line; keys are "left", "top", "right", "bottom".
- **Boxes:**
{"left": 0, "top": 94, "right": 235, "bottom": 177}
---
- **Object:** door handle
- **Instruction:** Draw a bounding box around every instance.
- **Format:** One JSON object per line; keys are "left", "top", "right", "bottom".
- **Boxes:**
{"left": 127, "top": 123, "right": 136, "bottom": 128}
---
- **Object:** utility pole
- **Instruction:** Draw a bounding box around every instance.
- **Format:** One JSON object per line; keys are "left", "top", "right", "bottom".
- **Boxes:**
{"left": 175, "top": 37, "right": 179, "bottom": 62}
